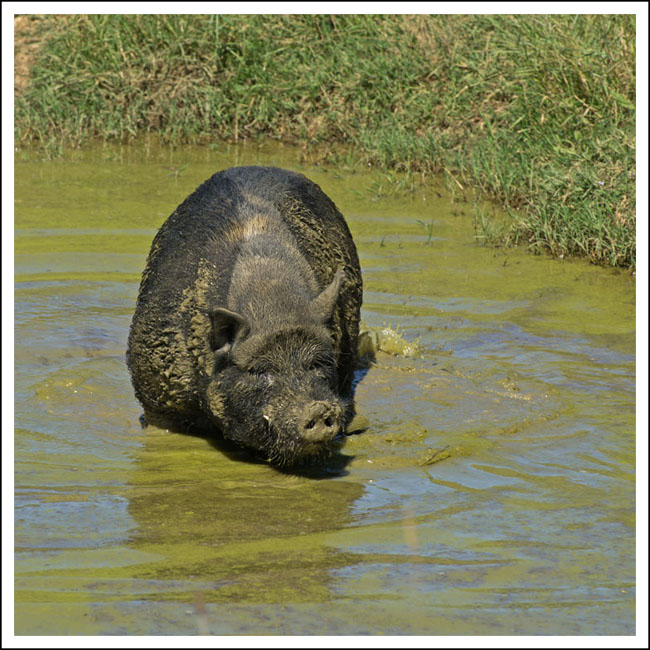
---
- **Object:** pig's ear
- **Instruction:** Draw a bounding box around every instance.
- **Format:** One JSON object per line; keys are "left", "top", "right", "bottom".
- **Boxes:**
{"left": 209, "top": 308, "right": 250, "bottom": 353}
{"left": 310, "top": 269, "right": 343, "bottom": 324}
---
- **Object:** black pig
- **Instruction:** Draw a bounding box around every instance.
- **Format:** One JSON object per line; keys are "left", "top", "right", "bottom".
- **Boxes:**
{"left": 127, "top": 166, "right": 362, "bottom": 467}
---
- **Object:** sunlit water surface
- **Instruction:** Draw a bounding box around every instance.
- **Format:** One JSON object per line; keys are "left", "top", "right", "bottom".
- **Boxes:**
{"left": 14, "top": 142, "right": 635, "bottom": 635}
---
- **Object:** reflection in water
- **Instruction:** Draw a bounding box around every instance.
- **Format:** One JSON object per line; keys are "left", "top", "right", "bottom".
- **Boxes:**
{"left": 14, "top": 142, "right": 635, "bottom": 635}
{"left": 127, "top": 427, "right": 363, "bottom": 608}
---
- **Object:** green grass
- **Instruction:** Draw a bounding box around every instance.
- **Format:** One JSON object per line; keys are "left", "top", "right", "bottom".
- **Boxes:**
{"left": 15, "top": 14, "right": 636, "bottom": 269}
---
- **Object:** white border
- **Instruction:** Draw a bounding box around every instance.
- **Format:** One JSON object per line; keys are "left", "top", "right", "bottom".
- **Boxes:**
{"left": 3, "top": 3, "right": 648, "bottom": 648}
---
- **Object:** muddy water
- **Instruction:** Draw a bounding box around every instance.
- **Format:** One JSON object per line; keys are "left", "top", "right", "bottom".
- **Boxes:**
{"left": 14, "top": 142, "right": 635, "bottom": 635}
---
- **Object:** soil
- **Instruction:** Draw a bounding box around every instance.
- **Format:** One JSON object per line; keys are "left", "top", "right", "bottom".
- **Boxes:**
{"left": 14, "top": 15, "right": 47, "bottom": 96}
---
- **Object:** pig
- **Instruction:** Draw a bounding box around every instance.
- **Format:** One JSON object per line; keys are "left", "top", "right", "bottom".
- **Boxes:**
{"left": 126, "top": 166, "right": 363, "bottom": 467}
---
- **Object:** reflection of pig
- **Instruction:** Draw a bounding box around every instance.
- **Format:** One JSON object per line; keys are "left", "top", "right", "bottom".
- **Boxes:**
{"left": 127, "top": 166, "right": 362, "bottom": 467}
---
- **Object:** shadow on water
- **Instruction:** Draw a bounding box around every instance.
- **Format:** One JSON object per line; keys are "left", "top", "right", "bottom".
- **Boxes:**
{"left": 157, "top": 419, "right": 358, "bottom": 479}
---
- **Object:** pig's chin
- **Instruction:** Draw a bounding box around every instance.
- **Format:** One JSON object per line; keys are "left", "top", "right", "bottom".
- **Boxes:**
{"left": 262, "top": 424, "right": 346, "bottom": 468}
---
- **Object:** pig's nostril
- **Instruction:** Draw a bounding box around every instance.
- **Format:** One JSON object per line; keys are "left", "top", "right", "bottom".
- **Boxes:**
{"left": 306, "top": 419, "right": 316, "bottom": 430}
{"left": 324, "top": 416, "right": 334, "bottom": 428}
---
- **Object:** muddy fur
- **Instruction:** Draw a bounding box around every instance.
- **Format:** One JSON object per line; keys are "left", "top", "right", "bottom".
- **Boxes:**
{"left": 127, "top": 166, "right": 362, "bottom": 466}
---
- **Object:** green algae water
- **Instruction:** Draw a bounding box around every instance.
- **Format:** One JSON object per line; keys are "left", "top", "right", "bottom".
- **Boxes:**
{"left": 14, "top": 142, "right": 635, "bottom": 635}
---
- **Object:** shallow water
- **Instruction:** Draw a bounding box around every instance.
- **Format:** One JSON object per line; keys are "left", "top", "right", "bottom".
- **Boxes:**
{"left": 14, "top": 142, "right": 636, "bottom": 635}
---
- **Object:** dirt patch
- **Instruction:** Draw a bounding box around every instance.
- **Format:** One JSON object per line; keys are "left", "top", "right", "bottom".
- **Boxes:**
{"left": 14, "top": 15, "right": 48, "bottom": 96}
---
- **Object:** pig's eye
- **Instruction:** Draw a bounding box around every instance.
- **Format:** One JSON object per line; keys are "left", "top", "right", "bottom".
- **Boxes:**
{"left": 247, "top": 367, "right": 273, "bottom": 382}
{"left": 308, "top": 358, "right": 329, "bottom": 372}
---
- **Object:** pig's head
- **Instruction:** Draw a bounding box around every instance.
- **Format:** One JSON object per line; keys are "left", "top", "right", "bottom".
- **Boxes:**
{"left": 204, "top": 271, "right": 350, "bottom": 467}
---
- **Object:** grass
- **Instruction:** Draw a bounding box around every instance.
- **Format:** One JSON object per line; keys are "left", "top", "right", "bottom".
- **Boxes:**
{"left": 14, "top": 14, "right": 636, "bottom": 270}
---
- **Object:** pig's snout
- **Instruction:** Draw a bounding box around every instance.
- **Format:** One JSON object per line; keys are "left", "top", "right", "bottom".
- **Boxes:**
{"left": 301, "top": 401, "right": 342, "bottom": 442}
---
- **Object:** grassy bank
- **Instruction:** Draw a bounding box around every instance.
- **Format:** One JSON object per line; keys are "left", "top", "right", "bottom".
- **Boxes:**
{"left": 15, "top": 14, "right": 636, "bottom": 270}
